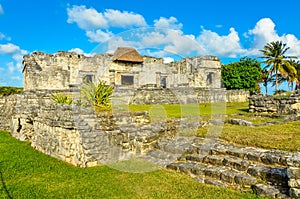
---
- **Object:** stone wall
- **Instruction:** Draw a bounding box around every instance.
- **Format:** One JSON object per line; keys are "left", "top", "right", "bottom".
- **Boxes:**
{"left": 249, "top": 93, "right": 300, "bottom": 114}
{"left": 113, "top": 88, "right": 249, "bottom": 104}
{"left": 226, "top": 90, "right": 250, "bottom": 103}
{"left": 1, "top": 91, "right": 178, "bottom": 167}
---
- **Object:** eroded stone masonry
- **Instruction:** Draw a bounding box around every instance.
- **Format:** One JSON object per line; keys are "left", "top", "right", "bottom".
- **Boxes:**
{"left": 1, "top": 49, "right": 299, "bottom": 198}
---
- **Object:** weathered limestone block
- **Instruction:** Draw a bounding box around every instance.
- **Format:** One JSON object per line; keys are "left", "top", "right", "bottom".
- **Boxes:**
{"left": 289, "top": 179, "right": 300, "bottom": 188}
{"left": 290, "top": 188, "right": 300, "bottom": 198}
{"left": 287, "top": 167, "right": 300, "bottom": 180}
{"left": 234, "top": 174, "right": 257, "bottom": 186}
{"left": 252, "top": 184, "right": 281, "bottom": 198}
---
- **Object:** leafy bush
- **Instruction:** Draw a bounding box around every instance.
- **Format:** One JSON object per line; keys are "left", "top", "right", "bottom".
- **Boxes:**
{"left": 221, "top": 57, "right": 262, "bottom": 93}
{"left": 50, "top": 92, "right": 73, "bottom": 105}
{"left": 0, "top": 86, "right": 23, "bottom": 96}
{"left": 80, "top": 80, "right": 113, "bottom": 108}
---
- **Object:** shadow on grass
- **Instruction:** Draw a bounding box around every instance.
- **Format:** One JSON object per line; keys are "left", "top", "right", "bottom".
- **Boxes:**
{"left": 0, "top": 162, "right": 12, "bottom": 199}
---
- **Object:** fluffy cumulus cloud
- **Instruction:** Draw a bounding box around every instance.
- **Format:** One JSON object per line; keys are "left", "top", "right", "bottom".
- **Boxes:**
{"left": 67, "top": 5, "right": 108, "bottom": 30}
{"left": 67, "top": 5, "right": 147, "bottom": 43}
{"left": 248, "top": 18, "right": 279, "bottom": 48}
{"left": 0, "top": 43, "right": 27, "bottom": 77}
{"left": 103, "top": 9, "right": 146, "bottom": 28}
{"left": 246, "top": 18, "right": 300, "bottom": 56}
{"left": 197, "top": 27, "right": 246, "bottom": 57}
{"left": 0, "top": 43, "right": 21, "bottom": 54}
{"left": 66, "top": 5, "right": 300, "bottom": 59}
{"left": 68, "top": 48, "right": 95, "bottom": 57}
{"left": 67, "top": 5, "right": 146, "bottom": 30}
{"left": 86, "top": 30, "right": 114, "bottom": 43}
{"left": 154, "top": 17, "right": 183, "bottom": 30}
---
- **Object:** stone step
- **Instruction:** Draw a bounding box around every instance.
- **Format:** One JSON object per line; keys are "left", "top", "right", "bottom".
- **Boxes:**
{"left": 189, "top": 141, "right": 292, "bottom": 167}
{"left": 180, "top": 154, "right": 289, "bottom": 191}
{"left": 166, "top": 161, "right": 257, "bottom": 188}
{"left": 141, "top": 149, "right": 183, "bottom": 167}
{"left": 153, "top": 137, "right": 194, "bottom": 154}
{"left": 247, "top": 164, "right": 289, "bottom": 191}
{"left": 181, "top": 154, "right": 250, "bottom": 172}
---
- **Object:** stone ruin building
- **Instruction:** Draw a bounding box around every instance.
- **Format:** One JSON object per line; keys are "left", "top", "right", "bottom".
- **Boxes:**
{"left": 22, "top": 47, "right": 250, "bottom": 104}
{"left": 22, "top": 47, "right": 221, "bottom": 92}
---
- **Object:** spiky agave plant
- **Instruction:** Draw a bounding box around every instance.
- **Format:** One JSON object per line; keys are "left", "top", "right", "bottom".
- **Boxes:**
{"left": 80, "top": 80, "right": 113, "bottom": 108}
{"left": 50, "top": 92, "right": 73, "bottom": 105}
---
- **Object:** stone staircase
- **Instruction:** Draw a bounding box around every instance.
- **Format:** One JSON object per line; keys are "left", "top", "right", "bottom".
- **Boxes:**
{"left": 143, "top": 137, "right": 292, "bottom": 198}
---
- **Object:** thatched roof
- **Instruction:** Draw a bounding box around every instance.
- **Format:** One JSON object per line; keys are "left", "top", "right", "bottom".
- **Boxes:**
{"left": 112, "top": 47, "right": 143, "bottom": 63}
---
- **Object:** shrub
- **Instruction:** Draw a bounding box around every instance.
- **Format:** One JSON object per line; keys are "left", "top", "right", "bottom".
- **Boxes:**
{"left": 50, "top": 92, "right": 73, "bottom": 105}
{"left": 80, "top": 80, "right": 113, "bottom": 108}
{"left": 0, "top": 86, "right": 23, "bottom": 96}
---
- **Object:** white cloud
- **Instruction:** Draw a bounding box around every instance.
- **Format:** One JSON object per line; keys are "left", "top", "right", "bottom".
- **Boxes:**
{"left": 86, "top": 30, "right": 114, "bottom": 43}
{"left": 247, "top": 18, "right": 279, "bottom": 50}
{"left": 163, "top": 30, "right": 203, "bottom": 55}
{"left": 69, "top": 48, "right": 85, "bottom": 54}
{"left": 0, "top": 4, "right": 3, "bottom": 15}
{"left": 282, "top": 34, "right": 300, "bottom": 57}
{"left": 139, "top": 29, "right": 204, "bottom": 56}
{"left": 67, "top": 5, "right": 146, "bottom": 30}
{"left": 0, "top": 43, "right": 21, "bottom": 54}
{"left": 154, "top": 17, "right": 182, "bottom": 30}
{"left": 104, "top": 9, "right": 146, "bottom": 28}
{"left": 163, "top": 57, "right": 174, "bottom": 63}
{"left": 67, "top": 5, "right": 108, "bottom": 30}
{"left": 197, "top": 27, "right": 246, "bottom": 57}
{"left": 106, "top": 36, "right": 139, "bottom": 53}
{"left": 0, "top": 43, "right": 27, "bottom": 81}
{"left": 246, "top": 18, "right": 300, "bottom": 57}
{"left": 68, "top": 48, "right": 95, "bottom": 57}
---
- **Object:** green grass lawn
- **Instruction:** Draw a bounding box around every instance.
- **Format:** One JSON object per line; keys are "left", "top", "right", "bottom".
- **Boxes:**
{"left": 0, "top": 130, "right": 264, "bottom": 199}
{"left": 113, "top": 102, "right": 248, "bottom": 119}
{"left": 119, "top": 102, "right": 300, "bottom": 152}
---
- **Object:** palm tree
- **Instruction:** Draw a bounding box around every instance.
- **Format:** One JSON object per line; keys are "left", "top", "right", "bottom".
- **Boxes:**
{"left": 260, "top": 41, "right": 297, "bottom": 92}
{"left": 291, "top": 60, "right": 300, "bottom": 90}
{"left": 260, "top": 69, "right": 271, "bottom": 95}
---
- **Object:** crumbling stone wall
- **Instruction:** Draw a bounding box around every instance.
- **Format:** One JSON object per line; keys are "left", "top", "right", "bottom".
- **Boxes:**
{"left": 249, "top": 93, "right": 300, "bottom": 114}
{"left": 22, "top": 51, "right": 222, "bottom": 92}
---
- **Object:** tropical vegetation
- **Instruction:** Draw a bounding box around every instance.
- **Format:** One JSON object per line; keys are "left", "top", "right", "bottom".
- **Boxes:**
{"left": 259, "top": 41, "right": 297, "bottom": 92}
{"left": 50, "top": 92, "right": 73, "bottom": 105}
{"left": 221, "top": 57, "right": 262, "bottom": 93}
{"left": 80, "top": 80, "right": 114, "bottom": 108}
{"left": 0, "top": 86, "right": 23, "bottom": 96}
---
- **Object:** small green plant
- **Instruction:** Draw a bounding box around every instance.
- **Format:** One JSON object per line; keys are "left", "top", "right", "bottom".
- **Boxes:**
{"left": 50, "top": 92, "right": 73, "bottom": 105}
{"left": 80, "top": 80, "right": 113, "bottom": 108}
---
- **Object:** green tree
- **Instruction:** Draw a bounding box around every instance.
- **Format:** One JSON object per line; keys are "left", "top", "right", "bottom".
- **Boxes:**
{"left": 221, "top": 57, "right": 262, "bottom": 93}
{"left": 260, "top": 41, "right": 297, "bottom": 91}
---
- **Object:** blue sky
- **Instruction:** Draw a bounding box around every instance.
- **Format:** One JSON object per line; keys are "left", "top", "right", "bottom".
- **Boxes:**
{"left": 1, "top": 0, "right": 300, "bottom": 91}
